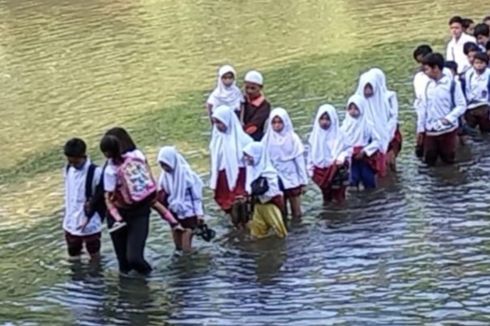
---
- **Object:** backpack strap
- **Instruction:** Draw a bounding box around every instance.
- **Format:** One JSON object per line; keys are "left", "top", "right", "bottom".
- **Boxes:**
{"left": 187, "top": 187, "right": 197, "bottom": 216}
{"left": 450, "top": 79, "right": 456, "bottom": 109}
{"left": 85, "top": 163, "right": 96, "bottom": 200}
{"left": 487, "top": 72, "right": 490, "bottom": 101}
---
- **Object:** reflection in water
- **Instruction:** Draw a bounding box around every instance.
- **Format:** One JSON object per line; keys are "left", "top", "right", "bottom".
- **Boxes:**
{"left": 1, "top": 0, "right": 490, "bottom": 324}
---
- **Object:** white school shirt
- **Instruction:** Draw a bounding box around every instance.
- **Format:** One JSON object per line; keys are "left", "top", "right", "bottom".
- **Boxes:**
{"left": 446, "top": 33, "right": 477, "bottom": 74}
{"left": 63, "top": 160, "right": 102, "bottom": 236}
{"left": 103, "top": 149, "right": 146, "bottom": 192}
{"left": 465, "top": 68, "right": 490, "bottom": 107}
{"left": 158, "top": 174, "right": 204, "bottom": 219}
{"left": 417, "top": 74, "right": 467, "bottom": 134}
{"left": 272, "top": 154, "right": 308, "bottom": 190}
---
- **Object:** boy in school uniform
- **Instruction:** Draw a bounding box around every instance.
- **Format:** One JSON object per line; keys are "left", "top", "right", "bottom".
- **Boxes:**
{"left": 241, "top": 70, "right": 271, "bottom": 141}
{"left": 447, "top": 16, "right": 477, "bottom": 75}
{"left": 474, "top": 23, "right": 489, "bottom": 51}
{"left": 464, "top": 52, "right": 490, "bottom": 132}
{"left": 418, "top": 53, "right": 467, "bottom": 166}
{"left": 63, "top": 138, "right": 103, "bottom": 261}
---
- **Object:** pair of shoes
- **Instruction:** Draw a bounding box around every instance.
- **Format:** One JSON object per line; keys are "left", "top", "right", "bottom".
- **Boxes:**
{"left": 109, "top": 221, "right": 127, "bottom": 233}
{"left": 193, "top": 224, "right": 216, "bottom": 242}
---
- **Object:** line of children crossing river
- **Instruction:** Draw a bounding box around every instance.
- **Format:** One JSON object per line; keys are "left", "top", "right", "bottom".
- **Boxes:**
{"left": 61, "top": 14, "right": 490, "bottom": 276}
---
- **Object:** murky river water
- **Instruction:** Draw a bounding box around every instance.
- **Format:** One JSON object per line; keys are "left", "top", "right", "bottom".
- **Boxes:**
{"left": 1, "top": 0, "right": 490, "bottom": 325}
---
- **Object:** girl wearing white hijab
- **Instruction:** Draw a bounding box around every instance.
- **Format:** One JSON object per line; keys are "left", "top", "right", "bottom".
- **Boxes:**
{"left": 243, "top": 142, "right": 288, "bottom": 239}
{"left": 308, "top": 104, "right": 352, "bottom": 203}
{"left": 206, "top": 65, "right": 244, "bottom": 118}
{"left": 341, "top": 95, "right": 382, "bottom": 189}
{"left": 355, "top": 70, "right": 394, "bottom": 177}
{"left": 262, "top": 108, "right": 308, "bottom": 218}
{"left": 369, "top": 68, "right": 402, "bottom": 171}
{"left": 158, "top": 146, "right": 204, "bottom": 252}
{"left": 210, "top": 105, "right": 253, "bottom": 227}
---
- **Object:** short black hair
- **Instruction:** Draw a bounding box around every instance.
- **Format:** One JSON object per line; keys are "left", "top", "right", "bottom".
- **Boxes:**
{"left": 462, "top": 18, "right": 474, "bottom": 29}
{"left": 474, "top": 23, "right": 490, "bottom": 37}
{"left": 463, "top": 42, "right": 480, "bottom": 55}
{"left": 474, "top": 52, "right": 489, "bottom": 65}
{"left": 105, "top": 127, "right": 137, "bottom": 154}
{"left": 484, "top": 16, "right": 490, "bottom": 22}
{"left": 444, "top": 60, "right": 458, "bottom": 72}
{"left": 413, "top": 44, "right": 433, "bottom": 61}
{"left": 64, "top": 138, "right": 87, "bottom": 157}
{"left": 100, "top": 135, "right": 122, "bottom": 161}
{"left": 422, "top": 53, "right": 444, "bottom": 70}
{"left": 486, "top": 40, "right": 490, "bottom": 51}
{"left": 449, "top": 16, "right": 464, "bottom": 26}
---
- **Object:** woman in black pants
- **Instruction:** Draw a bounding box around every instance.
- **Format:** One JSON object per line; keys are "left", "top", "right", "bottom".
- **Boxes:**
{"left": 100, "top": 133, "right": 153, "bottom": 275}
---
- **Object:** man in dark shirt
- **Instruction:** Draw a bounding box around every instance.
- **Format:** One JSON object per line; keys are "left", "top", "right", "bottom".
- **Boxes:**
{"left": 241, "top": 70, "right": 271, "bottom": 141}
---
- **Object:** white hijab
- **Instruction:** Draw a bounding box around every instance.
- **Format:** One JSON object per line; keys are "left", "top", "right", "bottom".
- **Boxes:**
{"left": 209, "top": 105, "right": 253, "bottom": 190}
{"left": 207, "top": 65, "right": 243, "bottom": 112}
{"left": 262, "top": 108, "right": 304, "bottom": 162}
{"left": 308, "top": 104, "right": 348, "bottom": 168}
{"left": 355, "top": 70, "right": 391, "bottom": 152}
{"left": 369, "top": 68, "right": 398, "bottom": 139}
{"left": 341, "top": 95, "right": 371, "bottom": 148}
{"left": 243, "top": 142, "right": 281, "bottom": 197}
{"left": 157, "top": 146, "right": 203, "bottom": 214}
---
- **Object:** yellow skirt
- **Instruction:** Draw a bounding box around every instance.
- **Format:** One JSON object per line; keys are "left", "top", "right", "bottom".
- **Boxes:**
{"left": 248, "top": 203, "right": 288, "bottom": 239}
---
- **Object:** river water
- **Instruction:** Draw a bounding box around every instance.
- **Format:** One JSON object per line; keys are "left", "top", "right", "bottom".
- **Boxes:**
{"left": 1, "top": 0, "right": 489, "bottom": 325}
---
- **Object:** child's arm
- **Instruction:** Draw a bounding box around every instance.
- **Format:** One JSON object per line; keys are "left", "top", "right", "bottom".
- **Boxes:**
{"left": 105, "top": 192, "right": 123, "bottom": 222}
{"left": 152, "top": 200, "right": 181, "bottom": 228}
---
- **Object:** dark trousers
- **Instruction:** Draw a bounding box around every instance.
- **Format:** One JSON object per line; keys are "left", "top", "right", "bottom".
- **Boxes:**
{"left": 108, "top": 206, "right": 152, "bottom": 275}
{"left": 350, "top": 159, "right": 376, "bottom": 189}
{"left": 465, "top": 105, "right": 490, "bottom": 132}
{"left": 423, "top": 130, "right": 457, "bottom": 166}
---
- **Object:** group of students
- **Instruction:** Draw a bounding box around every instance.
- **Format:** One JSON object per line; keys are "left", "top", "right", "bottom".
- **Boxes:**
{"left": 60, "top": 14, "right": 490, "bottom": 276}
{"left": 412, "top": 15, "right": 490, "bottom": 165}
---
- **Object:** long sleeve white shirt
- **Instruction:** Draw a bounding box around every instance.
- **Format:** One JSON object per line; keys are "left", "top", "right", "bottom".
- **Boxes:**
{"left": 464, "top": 68, "right": 490, "bottom": 107}
{"left": 417, "top": 74, "right": 467, "bottom": 134}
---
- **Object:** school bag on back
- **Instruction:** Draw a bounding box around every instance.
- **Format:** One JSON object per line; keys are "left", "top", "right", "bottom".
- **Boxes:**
{"left": 117, "top": 155, "right": 157, "bottom": 205}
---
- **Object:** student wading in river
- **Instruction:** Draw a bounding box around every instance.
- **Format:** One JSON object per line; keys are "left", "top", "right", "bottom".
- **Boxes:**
{"left": 417, "top": 53, "right": 467, "bottom": 166}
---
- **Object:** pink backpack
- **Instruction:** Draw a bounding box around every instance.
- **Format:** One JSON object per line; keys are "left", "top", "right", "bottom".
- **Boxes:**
{"left": 117, "top": 155, "right": 157, "bottom": 205}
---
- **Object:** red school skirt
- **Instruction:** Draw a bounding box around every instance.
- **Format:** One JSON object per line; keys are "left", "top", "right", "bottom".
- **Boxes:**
{"left": 312, "top": 164, "right": 347, "bottom": 203}
{"left": 353, "top": 146, "right": 381, "bottom": 175}
{"left": 214, "top": 168, "right": 247, "bottom": 213}
{"left": 388, "top": 125, "right": 403, "bottom": 157}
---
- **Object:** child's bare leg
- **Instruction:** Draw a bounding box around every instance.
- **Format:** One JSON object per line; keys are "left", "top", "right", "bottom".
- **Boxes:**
{"left": 172, "top": 229, "right": 183, "bottom": 251}
{"left": 181, "top": 229, "right": 193, "bottom": 252}
{"left": 289, "top": 195, "right": 302, "bottom": 219}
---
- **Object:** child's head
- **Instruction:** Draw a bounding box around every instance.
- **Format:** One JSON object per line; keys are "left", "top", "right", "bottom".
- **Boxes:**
{"left": 484, "top": 16, "right": 490, "bottom": 27}
{"left": 319, "top": 112, "right": 331, "bottom": 130}
{"left": 474, "top": 23, "right": 490, "bottom": 46}
{"left": 212, "top": 117, "right": 227, "bottom": 133}
{"left": 444, "top": 61, "right": 458, "bottom": 77}
{"left": 218, "top": 65, "right": 236, "bottom": 88}
{"left": 105, "top": 127, "right": 136, "bottom": 154}
{"left": 462, "top": 18, "right": 475, "bottom": 34}
{"left": 363, "top": 83, "right": 374, "bottom": 98}
{"left": 463, "top": 42, "right": 480, "bottom": 65}
{"left": 449, "top": 16, "right": 464, "bottom": 39}
{"left": 64, "top": 138, "right": 87, "bottom": 169}
{"left": 271, "top": 115, "right": 284, "bottom": 133}
{"left": 99, "top": 135, "right": 122, "bottom": 161}
{"left": 347, "top": 102, "right": 361, "bottom": 118}
{"left": 473, "top": 52, "right": 489, "bottom": 72}
{"left": 413, "top": 44, "right": 433, "bottom": 64}
{"left": 244, "top": 70, "right": 263, "bottom": 99}
{"left": 157, "top": 146, "right": 177, "bottom": 173}
{"left": 422, "top": 53, "right": 444, "bottom": 80}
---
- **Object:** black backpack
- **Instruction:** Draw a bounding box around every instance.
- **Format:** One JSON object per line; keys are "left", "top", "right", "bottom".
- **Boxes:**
{"left": 85, "top": 162, "right": 107, "bottom": 221}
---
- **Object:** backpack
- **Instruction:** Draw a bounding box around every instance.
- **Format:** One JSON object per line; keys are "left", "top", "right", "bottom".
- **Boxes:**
{"left": 85, "top": 163, "right": 107, "bottom": 221}
{"left": 117, "top": 156, "right": 157, "bottom": 205}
